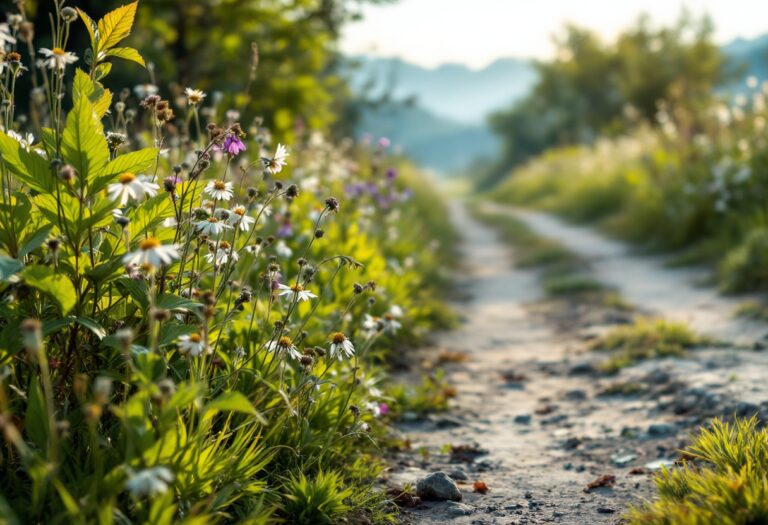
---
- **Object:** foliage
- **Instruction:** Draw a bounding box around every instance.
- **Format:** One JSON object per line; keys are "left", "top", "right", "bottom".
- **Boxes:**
{"left": 0, "top": 2, "right": 452, "bottom": 522}
{"left": 627, "top": 417, "right": 768, "bottom": 524}
{"left": 483, "top": 13, "right": 725, "bottom": 188}
{"left": 591, "top": 318, "right": 705, "bottom": 373}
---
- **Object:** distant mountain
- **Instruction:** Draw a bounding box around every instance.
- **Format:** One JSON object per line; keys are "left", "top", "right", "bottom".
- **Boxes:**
{"left": 347, "top": 56, "right": 536, "bottom": 125}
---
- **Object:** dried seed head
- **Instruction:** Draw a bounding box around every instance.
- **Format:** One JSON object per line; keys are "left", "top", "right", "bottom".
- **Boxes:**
{"left": 325, "top": 197, "right": 340, "bottom": 212}
{"left": 353, "top": 283, "right": 364, "bottom": 294}
{"left": 314, "top": 229, "right": 324, "bottom": 239}
{"left": 58, "top": 164, "right": 77, "bottom": 183}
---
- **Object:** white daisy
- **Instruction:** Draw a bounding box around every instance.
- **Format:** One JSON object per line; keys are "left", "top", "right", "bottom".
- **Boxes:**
{"left": 382, "top": 305, "right": 403, "bottom": 334}
{"left": 176, "top": 333, "right": 208, "bottom": 357}
{"left": 7, "top": 130, "right": 34, "bottom": 152}
{"left": 203, "top": 179, "right": 234, "bottom": 201}
{"left": 245, "top": 244, "right": 262, "bottom": 256}
{"left": 125, "top": 466, "right": 174, "bottom": 498}
{"left": 265, "top": 336, "right": 302, "bottom": 361}
{"left": 123, "top": 238, "right": 180, "bottom": 269}
{"left": 264, "top": 143, "right": 289, "bottom": 174}
{"left": 196, "top": 217, "right": 231, "bottom": 236}
{"left": 229, "top": 205, "right": 256, "bottom": 231}
{"left": 107, "top": 173, "right": 159, "bottom": 205}
{"left": 184, "top": 87, "right": 206, "bottom": 106}
{"left": 0, "top": 23, "right": 17, "bottom": 48}
{"left": 205, "top": 241, "right": 238, "bottom": 265}
{"left": 134, "top": 84, "right": 159, "bottom": 99}
{"left": 328, "top": 332, "right": 355, "bottom": 361}
{"left": 275, "top": 240, "right": 292, "bottom": 258}
{"left": 39, "top": 47, "right": 78, "bottom": 70}
{"left": 362, "top": 314, "right": 382, "bottom": 336}
{"left": 277, "top": 283, "right": 317, "bottom": 302}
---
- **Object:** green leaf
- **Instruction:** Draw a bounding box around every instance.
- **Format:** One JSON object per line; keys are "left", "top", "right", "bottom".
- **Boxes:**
{"left": 22, "top": 265, "right": 77, "bottom": 314}
{"left": 0, "top": 255, "right": 22, "bottom": 281}
{"left": 115, "top": 277, "right": 149, "bottom": 311}
{"left": 202, "top": 391, "right": 264, "bottom": 423}
{"left": 0, "top": 131, "right": 53, "bottom": 193}
{"left": 96, "top": 2, "right": 138, "bottom": 52}
{"left": 93, "top": 148, "right": 158, "bottom": 193}
{"left": 18, "top": 225, "right": 52, "bottom": 258}
{"left": 25, "top": 376, "right": 48, "bottom": 451}
{"left": 94, "top": 62, "right": 112, "bottom": 81}
{"left": 155, "top": 294, "right": 200, "bottom": 312}
{"left": 74, "top": 317, "right": 106, "bottom": 339}
{"left": 128, "top": 193, "right": 175, "bottom": 242}
{"left": 61, "top": 94, "right": 109, "bottom": 187}
{"left": 104, "top": 47, "right": 145, "bottom": 68}
{"left": 77, "top": 8, "right": 98, "bottom": 48}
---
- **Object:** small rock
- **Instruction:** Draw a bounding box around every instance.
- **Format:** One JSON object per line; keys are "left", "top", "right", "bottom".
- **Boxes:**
{"left": 564, "top": 389, "right": 587, "bottom": 401}
{"left": 644, "top": 369, "right": 671, "bottom": 384}
{"left": 562, "top": 437, "right": 582, "bottom": 450}
{"left": 648, "top": 422, "right": 677, "bottom": 437}
{"left": 449, "top": 468, "right": 469, "bottom": 481}
{"left": 644, "top": 459, "right": 675, "bottom": 471}
{"left": 433, "top": 415, "right": 464, "bottom": 429}
{"left": 514, "top": 414, "right": 532, "bottom": 424}
{"left": 569, "top": 362, "right": 595, "bottom": 375}
{"left": 612, "top": 454, "right": 637, "bottom": 467}
{"left": 596, "top": 507, "right": 616, "bottom": 514}
{"left": 735, "top": 401, "right": 761, "bottom": 418}
{"left": 445, "top": 501, "right": 474, "bottom": 517}
{"left": 416, "top": 472, "right": 462, "bottom": 502}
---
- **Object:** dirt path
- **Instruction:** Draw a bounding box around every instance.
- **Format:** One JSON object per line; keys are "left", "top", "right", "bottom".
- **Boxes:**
{"left": 389, "top": 200, "right": 768, "bottom": 524}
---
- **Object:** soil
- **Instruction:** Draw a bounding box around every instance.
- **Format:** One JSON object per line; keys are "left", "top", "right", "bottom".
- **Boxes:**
{"left": 385, "top": 200, "right": 768, "bottom": 524}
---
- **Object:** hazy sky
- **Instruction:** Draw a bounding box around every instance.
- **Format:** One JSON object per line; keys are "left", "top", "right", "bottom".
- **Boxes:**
{"left": 341, "top": 0, "right": 768, "bottom": 68}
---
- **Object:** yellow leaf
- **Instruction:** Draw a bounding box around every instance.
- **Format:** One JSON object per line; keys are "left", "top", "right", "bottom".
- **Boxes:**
{"left": 76, "top": 8, "right": 97, "bottom": 48}
{"left": 94, "top": 88, "right": 112, "bottom": 118}
{"left": 96, "top": 1, "right": 138, "bottom": 52}
{"left": 104, "top": 46, "right": 145, "bottom": 68}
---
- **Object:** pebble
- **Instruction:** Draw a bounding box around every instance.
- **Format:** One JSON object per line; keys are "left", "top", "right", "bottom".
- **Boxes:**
{"left": 514, "top": 414, "right": 532, "bottom": 424}
{"left": 596, "top": 507, "right": 616, "bottom": 514}
{"left": 648, "top": 422, "right": 677, "bottom": 436}
{"left": 569, "top": 362, "right": 595, "bottom": 375}
{"left": 445, "top": 501, "right": 474, "bottom": 517}
{"left": 564, "top": 389, "right": 587, "bottom": 401}
{"left": 644, "top": 459, "right": 675, "bottom": 470}
{"left": 416, "top": 472, "right": 463, "bottom": 502}
{"left": 434, "top": 415, "right": 464, "bottom": 429}
{"left": 449, "top": 468, "right": 469, "bottom": 481}
{"left": 612, "top": 454, "right": 637, "bottom": 466}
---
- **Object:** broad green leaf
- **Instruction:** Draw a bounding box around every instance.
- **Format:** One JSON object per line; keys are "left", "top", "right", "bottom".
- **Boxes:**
{"left": 93, "top": 148, "right": 158, "bottom": 193}
{"left": 94, "top": 62, "right": 112, "bottom": 81}
{"left": 128, "top": 193, "right": 175, "bottom": 242}
{"left": 158, "top": 322, "right": 197, "bottom": 347}
{"left": 61, "top": 95, "right": 109, "bottom": 187}
{"left": 75, "top": 317, "right": 106, "bottom": 339}
{"left": 0, "top": 256, "right": 22, "bottom": 281}
{"left": 18, "top": 225, "right": 52, "bottom": 258}
{"left": 94, "top": 89, "right": 113, "bottom": 118}
{"left": 96, "top": 2, "right": 138, "bottom": 52}
{"left": 22, "top": 265, "right": 77, "bottom": 314}
{"left": 155, "top": 294, "right": 200, "bottom": 312}
{"left": 43, "top": 317, "right": 75, "bottom": 336}
{"left": 77, "top": 8, "right": 98, "bottom": 48}
{"left": 202, "top": 391, "right": 264, "bottom": 423}
{"left": 104, "top": 46, "right": 145, "bottom": 68}
{"left": 115, "top": 277, "right": 149, "bottom": 311}
{"left": 0, "top": 131, "right": 53, "bottom": 193}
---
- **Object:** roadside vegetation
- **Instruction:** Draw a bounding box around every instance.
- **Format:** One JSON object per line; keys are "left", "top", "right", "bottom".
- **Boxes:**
{"left": 0, "top": 2, "right": 455, "bottom": 523}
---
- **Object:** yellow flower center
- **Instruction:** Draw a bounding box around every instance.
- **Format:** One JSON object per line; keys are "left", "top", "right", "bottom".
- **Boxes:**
{"left": 219, "top": 241, "right": 231, "bottom": 250}
{"left": 207, "top": 217, "right": 219, "bottom": 223}
{"left": 234, "top": 207, "right": 246, "bottom": 216}
{"left": 119, "top": 172, "right": 136, "bottom": 184}
{"left": 52, "top": 47, "right": 66, "bottom": 56}
{"left": 139, "top": 237, "right": 161, "bottom": 251}
{"left": 213, "top": 180, "right": 227, "bottom": 190}
{"left": 188, "top": 333, "right": 201, "bottom": 343}
{"left": 278, "top": 336, "right": 293, "bottom": 348}
{"left": 291, "top": 284, "right": 303, "bottom": 292}
{"left": 331, "top": 332, "right": 346, "bottom": 344}
{"left": 384, "top": 313, "right": 394, "bottom": 321}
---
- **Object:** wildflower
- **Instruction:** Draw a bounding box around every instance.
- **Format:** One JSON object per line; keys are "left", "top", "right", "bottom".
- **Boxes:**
{"left": 39, "top": 47, "right": 78, "bottom": 70}
{"left": 229, "top": 205, "right": 255, "bottom": 231}
{"left": 176, "top": 333, "right": 208, "bottom": 357}
{"left": 264, "top": 143, "right": 289, "bottom": 174}
{"left": 275, "top": 240, "right": 292, "bottom": 258}
{"left": 108, "top": 173, "right": 159, "bottom": 205}
{"left": 221, "top": 134, "right": 246, "bottom": 157}
{"left": 123, "top": 238, "right": 180, "bottom": 269}
{"left": 184, "top": 87, "right": 206, "bottom": 106}
{"left": 0, "top": 24, "right": 16, "bottom": 48}
{"left": 196, "top": 217, "right": 231, "bottom": 236}
{"left": 325, "top": 197, "right": 340, "bottom": 213}
{"left": 383, "top": 305, "right": 403, "bottom": 334}
{"left": 203, "top": 179, "right": 233, "bottom": 201}
{"left": 266, "top": 336, "right": 302, "bottom": 360}
{"left": 328, "top": 332, "right": 355, "bottom": 360}
{"left": 277, "top": 283, "right": 317, "bottom": 302}
{"left": 134, "top": 84, "right": 159, "bottom": 99}
{"left": 7, "top": 131, "right": 35, "bottom": 152}
{"left": 125, "top": 466, "right": 174, "bottom": 498}
{"left": 245, "top": 244, "right": 262, "bottom": 256}
{"left": 205, "top": 241, "right": 238, "bottom": 265}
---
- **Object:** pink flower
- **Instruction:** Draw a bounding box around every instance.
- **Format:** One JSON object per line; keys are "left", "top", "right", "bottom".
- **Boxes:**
{"left": 378, "top": 402, "right": 389, "bottom": 415}
{"left": 222, "top": 135, "right": 246, "bottom": 157}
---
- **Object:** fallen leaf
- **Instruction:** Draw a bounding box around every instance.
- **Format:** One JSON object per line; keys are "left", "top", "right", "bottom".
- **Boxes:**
{"left": 586, "top": 474, "right": 616, "bottom": 492}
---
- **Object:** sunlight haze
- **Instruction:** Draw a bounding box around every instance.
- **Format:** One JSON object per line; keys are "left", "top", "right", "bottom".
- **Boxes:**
{"left": 342, "top": 0, "right": 768, "bottom": 68}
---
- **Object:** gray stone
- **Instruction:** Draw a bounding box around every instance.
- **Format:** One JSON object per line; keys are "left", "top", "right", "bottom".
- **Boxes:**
{"left": 648, "top": 422, "right": 677, "bottom": 436}
{"left": 416, "top": 471, "right": 463, "bottom": 502}
{"left": 449, "top": 468, "right": 469, "bottom": 481}
{"left": 564, "top": 389, "right": 587, "bottom": 401}
{"left": 445, "top": 501, "right": 474, "bottom": 517}
{"left": 513, "top": 414, "right": 532, "bottom": 424}
{"left": 433, "top": 415, "right": 464, "bottom": 429}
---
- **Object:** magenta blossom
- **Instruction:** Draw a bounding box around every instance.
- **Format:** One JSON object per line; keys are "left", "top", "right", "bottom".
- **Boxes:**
{"left": 378, "top": 403, "right": 389, "bottom": 415}
{"left": 221, "top": 135, "right": 246, "bottom": 157}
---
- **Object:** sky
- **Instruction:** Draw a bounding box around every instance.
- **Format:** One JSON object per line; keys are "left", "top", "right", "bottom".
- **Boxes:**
{"left": 341, "top": 0, "right": 768, "bottom": 69}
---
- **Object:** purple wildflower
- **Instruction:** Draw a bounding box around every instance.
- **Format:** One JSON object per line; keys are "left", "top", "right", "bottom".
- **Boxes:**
{"left": 386, "top": 168, "right": 397, "bottom": 180}
{"left": 222, "top": 135, "right": 246, "bottom": 157}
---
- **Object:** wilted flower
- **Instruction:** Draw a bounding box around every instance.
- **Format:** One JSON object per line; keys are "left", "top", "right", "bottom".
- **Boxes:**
{"left": 266, "top": 336, "right": 302, "bottom": 360}
{"left": 123, "top": 238, "right": 180, "bottom": 268}
{"left": 328, "top": 332, "right": 355, "bottom": 360}
{"left": 277, "top": 283, "right": 317, "bottom": 302}
{"left": 39, "top": 47, "right": 78, "bottom": 70}
{"left": 184, "top": 87, "right": 206, "bottom": 106}
{"left": 264, "top": 143, "right": 289, "bottom": 174}
{"left": 125, "top": 466, "right": 174, "bottom": 498}
{"left": 203, "top": 179, "right": 234, "bottom": 201}
{"left": 177, "top": 333, "right": 208, "bottom": 357}
{"left": 108, "top": 173, "right": 159, "bottom": 205}
{"left": 196, "top": 217, "right": 231, "bottom": 236}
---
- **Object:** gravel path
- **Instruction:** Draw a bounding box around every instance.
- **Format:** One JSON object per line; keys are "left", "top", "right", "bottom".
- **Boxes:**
{"left": 389, "top": 200, "right": 768, "bottom": 524}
